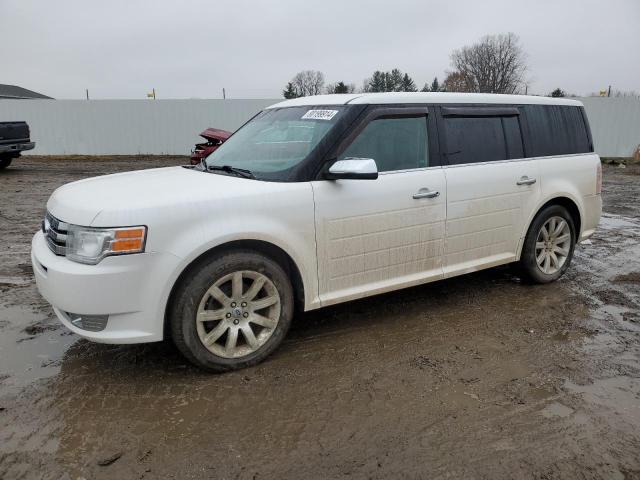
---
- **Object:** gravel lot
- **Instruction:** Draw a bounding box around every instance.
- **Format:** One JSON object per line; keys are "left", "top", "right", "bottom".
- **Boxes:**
{"left": 1, "top": 157, "right": 639, "bottom": 479}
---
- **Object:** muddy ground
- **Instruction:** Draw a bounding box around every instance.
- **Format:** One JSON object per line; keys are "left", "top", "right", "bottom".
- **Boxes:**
{"left": 1, "top": 156, "right": 639, "bottom": 480}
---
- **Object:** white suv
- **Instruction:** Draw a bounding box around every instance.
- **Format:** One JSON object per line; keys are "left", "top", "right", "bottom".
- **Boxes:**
{"left": 32, "top": 93, "right": 602, "bottom": 371}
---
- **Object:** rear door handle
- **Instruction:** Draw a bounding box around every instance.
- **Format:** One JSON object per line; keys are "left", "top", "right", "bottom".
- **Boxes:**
{"left": 413, "top": 188, "right": 440, "bottom": 199}
{"left": 517, "top": 176, "right": 537, "bottom": 186}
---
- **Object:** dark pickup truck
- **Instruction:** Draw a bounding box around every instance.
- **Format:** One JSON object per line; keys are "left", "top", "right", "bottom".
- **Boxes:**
{"left": 0, "top": 121, "right": 35, "bottom": 169}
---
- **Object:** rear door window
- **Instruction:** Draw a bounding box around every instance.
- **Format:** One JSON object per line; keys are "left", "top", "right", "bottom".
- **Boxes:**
{"left": 502, "top": 116, "right": 524, "bottom": 159}
{"left": 442, "top": 112, "right": 524, "bottom": 165}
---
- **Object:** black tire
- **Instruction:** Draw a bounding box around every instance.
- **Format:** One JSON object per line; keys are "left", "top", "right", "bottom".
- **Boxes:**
{"left": 169, "top": 250, "right": 294, "bottom": 372}
{"left": 0, "top": 156, "right": 12, "bottom": 170}
{"left": 519, "top": 204, "right": 576, "bottom": 284}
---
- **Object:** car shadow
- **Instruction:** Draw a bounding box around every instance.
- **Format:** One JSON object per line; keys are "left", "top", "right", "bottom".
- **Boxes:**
{"left": 53, "top": 264, "right": 526, "bottom": 381}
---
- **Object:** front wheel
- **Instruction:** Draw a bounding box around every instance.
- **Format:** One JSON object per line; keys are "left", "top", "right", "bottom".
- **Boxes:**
{"left": 169, "top": 250, "right": 294, "bottom": 372}
{"left": 519, "top": 205, "right": 576, "bottom": 284}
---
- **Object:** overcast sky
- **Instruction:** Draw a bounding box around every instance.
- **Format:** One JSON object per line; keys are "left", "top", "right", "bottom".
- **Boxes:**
{"left": 1, "top": 0, "right": 638, "bottom": 99}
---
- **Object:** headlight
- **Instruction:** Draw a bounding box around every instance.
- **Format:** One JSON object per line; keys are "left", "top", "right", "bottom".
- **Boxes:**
{"left": 66, "top": 225, "right": 147, "bottom": 265}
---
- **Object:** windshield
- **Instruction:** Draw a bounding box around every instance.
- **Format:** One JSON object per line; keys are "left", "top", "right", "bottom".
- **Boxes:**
{"left": 205, "top": 106, "right": 345, "bottom": 180}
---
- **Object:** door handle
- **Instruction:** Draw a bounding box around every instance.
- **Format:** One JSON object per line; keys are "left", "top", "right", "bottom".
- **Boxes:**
{"left": 517, "top": 176, "right": 537, "bottom": 186}
{"left": 413, "top": 189, "right": 440, "bottom": 199}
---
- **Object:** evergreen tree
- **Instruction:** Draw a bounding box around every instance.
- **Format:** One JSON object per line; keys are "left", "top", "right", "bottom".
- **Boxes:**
{"left": 332, "top": 81, "right": 349, "bottom": 94}
{"left": 366, "top": 69, "right": 419, "bottom": 92}
{"left": 388, "top": 69, "right": 404, "bottom": 91}
{"left": 282, "top": 82, "right": 299, "bottom": 99}
{"left": 400, "top": 73, "right": 417, "bottom": 92}
{"left": 430, "top": 77, "right": 441, "bottom": 92}
{"left": 550, "top": 88, "right": 566, "bottom": 97}
{"left": 367, "top": 71, "right": 388, "bottom": 92}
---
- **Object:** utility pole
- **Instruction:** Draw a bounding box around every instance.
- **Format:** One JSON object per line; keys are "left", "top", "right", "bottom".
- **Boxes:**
{"left": 222, "top": 88, "right": 226, "bottom": 99}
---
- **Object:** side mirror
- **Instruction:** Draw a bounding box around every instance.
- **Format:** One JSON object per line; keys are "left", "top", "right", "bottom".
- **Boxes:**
{"left": 325, "top": 158, "right": 378, "bottom": 180}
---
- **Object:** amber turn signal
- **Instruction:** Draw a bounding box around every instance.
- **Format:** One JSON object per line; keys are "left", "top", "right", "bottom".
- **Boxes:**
{"left": 111, "top": 227, "right": 146, "bottom": 253}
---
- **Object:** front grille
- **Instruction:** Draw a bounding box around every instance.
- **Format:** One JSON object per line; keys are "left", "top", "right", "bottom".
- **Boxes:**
{"left": 43, "top": 212, "right": 68, "bottom": 256}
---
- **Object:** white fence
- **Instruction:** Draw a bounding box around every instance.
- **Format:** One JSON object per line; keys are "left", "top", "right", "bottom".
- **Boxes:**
{"left": 579, "top": 97, "right": 640, "bottom": 158}
{"left": 0, "top": 99, "right": 278, "bottom": 156}
{"left": 0, "top": 97, "right": 638, "bottom": 157}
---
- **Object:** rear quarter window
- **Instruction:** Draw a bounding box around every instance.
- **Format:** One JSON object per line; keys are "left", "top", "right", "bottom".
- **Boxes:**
{"left": 521, "top": 105, "right": 591, "bottom": 157}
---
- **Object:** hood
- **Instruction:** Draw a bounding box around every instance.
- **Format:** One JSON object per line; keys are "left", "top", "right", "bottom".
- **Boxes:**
{"left": 47, "top": 166, "right": 253, "bottom": 226}
{"left": 200, "top": 128, "right": 231, "bottom": 142}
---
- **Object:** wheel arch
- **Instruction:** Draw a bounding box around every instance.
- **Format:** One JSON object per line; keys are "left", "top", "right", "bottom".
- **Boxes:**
{"left": 163, "top": 239, "right": 306, "bottom": 340}
{"left": 518, "top": 195, "right": 582, "bottom": 259}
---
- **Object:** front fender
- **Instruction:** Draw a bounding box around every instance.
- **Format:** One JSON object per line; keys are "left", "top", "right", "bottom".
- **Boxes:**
{"left": 164, "top": 219, "right": 319, "bottom": 311}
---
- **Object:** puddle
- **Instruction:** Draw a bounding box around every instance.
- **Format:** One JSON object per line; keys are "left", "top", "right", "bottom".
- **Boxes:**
{"left": 565, "top": 377, "right": 640, "bottom": 428}
{"left": 598, "top": 214, "right": 639, "bottom": 231}
{"left": 590, "top": 304, "right": 640, "bottom": 333}
{"left": 540, "top": 402, "right": 574, "bottom": 418}
{"left": 0, "top": 276, "right": 32, "bottom": 286}
{"left": 0, "top": 305, "right": 77, "bottom": 393}
{"left": 552, "top": 331, "right": 571, "bottom": 342}
{"left": 582, "top": 332, "right": 622, "bottom": 355}
{"left": 491, "top": 438, "right": 516, "bottom": 451}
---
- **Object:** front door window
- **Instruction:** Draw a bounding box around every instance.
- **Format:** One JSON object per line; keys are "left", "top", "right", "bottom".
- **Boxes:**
{"left": 339, "top": 116, "right": 428, "bottom": 172}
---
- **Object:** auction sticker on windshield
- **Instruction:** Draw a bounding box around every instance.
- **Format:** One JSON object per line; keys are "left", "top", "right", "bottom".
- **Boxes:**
{"left": 301, "top": 109, "right": 339, "bottom": 121}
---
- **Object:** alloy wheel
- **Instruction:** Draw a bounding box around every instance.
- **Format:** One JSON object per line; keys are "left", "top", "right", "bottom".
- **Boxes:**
{"left": 535, "top": 216, "right": 572, "bottom": 275}
{"left": 196, "top": 270, "right": 281, "bottom": 358}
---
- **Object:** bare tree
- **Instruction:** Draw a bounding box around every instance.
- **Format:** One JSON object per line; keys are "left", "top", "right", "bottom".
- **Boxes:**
{"left": 450, "top": 33, "right": 527, "bottom": 94}
{"left": 442, "top": 71, "right": 471, "bottom": 92}
{"left": 289, "top": 70, "right": 325, "bottom": 97}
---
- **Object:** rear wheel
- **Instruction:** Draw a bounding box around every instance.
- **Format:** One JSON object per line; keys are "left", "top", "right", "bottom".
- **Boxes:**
{"left": 169, "top": 250, "right": 294, "bottom": 372}
{"left": 0, "top": 155, "right": 13, "bottom": 170}
{"left": 519, "top": 205, "right": 576, "bottom": 284}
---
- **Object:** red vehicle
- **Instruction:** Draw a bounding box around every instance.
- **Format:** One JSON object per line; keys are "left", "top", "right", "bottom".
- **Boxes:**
{"left": 190, "top": 128, "right": 231, "bottom": 165}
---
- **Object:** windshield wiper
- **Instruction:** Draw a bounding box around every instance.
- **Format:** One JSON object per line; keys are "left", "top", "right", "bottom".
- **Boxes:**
{"left": 207, "top": 165, "right": 256, "bottom": 179}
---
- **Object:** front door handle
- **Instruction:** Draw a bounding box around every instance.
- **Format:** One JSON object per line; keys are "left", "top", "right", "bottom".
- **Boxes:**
{"left": 413, "top": 188, "right": 440, "bottom": 199}
{"left": 517, "top": 176, "right": 537, "bottom": 186}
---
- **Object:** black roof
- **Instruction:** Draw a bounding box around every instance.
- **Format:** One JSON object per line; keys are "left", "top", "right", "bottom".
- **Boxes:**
{"left": 0, "top": 84, "right": 53, "bottom": 99}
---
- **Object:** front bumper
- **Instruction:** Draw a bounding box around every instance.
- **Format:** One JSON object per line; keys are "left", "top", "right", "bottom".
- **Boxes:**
{"left": 31, "top": 231, "right": 179, "bottom": 344}
{"left": 0, "top": 141, "right": 35, "bottom": 154}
